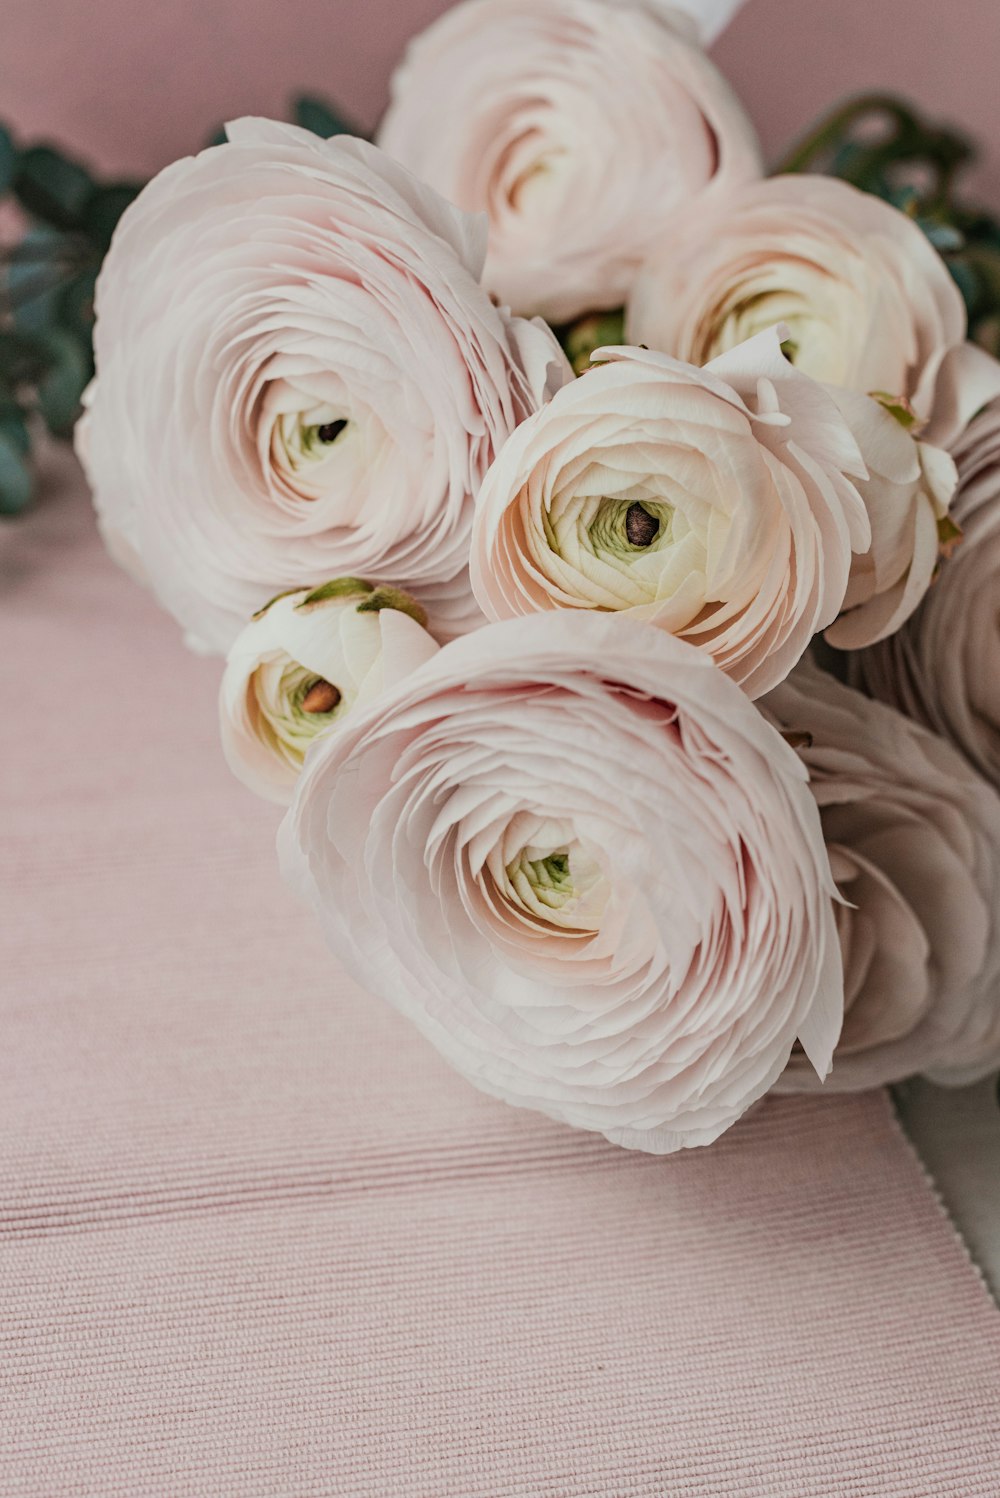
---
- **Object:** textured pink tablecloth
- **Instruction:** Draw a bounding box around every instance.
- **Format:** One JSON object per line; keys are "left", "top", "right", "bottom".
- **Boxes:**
{"left": 3, "top": 450, "right": 1000, "bottom": 1495}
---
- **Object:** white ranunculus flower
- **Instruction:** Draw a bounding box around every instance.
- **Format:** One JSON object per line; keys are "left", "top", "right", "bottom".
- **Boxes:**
{"left": 220, "top": 579, "right": 439, "bottom": 805}
{"left": 77, "top": 119, "right": 568, "bottom": 654}
{"left": 281, "top": 611, "right": 844, "bottom": 1154}
{"left": 377, "top": 0, "right": 762, "bottom": 323}
{"left": 852, "top": 397, "right": 1000, "bottom": 790}
{"left": 764, "top": 659, "right": 1000, "bottom": 1089}
{"left": 470, "top": 328, "right": 870, "bottom": 698}
{"left": 627, "top": 174, "right": 1000, "bottom": 438}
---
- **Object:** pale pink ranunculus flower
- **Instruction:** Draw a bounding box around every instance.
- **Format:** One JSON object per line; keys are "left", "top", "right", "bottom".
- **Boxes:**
{"left": 280, "top": 611, "right": 844, "bottom": 1154}
{"left": 219, "top": 579, "right": 440, "bottom": 806}
{"left": 824, "top": 390, "right": 958, "bottom": 650}
{"left": 377, "top": 0, "right": 762, "bottom": 324}
{"left": 76, "top": 119, "right": 569, "bottom": 655}
{"left": 764, "top": 659, "right": 1000, "bottom": 1089}
{"left": 469, "top": 329, "right": 870, "bottom": 699}
{"left": 627, "top": 174, "right": 1000, "bottom": 439}
{"left": 852, "top": 397, "right": 1000, "bottom": 790}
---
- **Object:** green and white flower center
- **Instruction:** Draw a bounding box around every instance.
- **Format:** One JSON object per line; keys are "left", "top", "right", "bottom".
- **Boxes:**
{"left": 271, "top": 403, "right": 351, "bottom": 479}
{"left": 535, "top": 470, "right": 710, "bottom": 617}
{"left": 587, "top": 497, "right": 672, "bottom": 558}
{"left": 250, "top": 654, "right": 350, "bottom": 771}
{"left": 502, "top": 838, "right": 609, "bottom": 932}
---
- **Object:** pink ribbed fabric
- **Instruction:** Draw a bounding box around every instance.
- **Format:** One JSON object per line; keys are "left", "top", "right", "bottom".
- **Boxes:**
{"left": 3, "top": 450, "right": 1000, "bottom": 1496}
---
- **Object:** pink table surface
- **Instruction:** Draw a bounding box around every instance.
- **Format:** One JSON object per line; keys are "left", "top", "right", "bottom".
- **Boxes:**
{"left": 2, "top": 449, "right": 1000, "bottom": 1495}
{"left": 1, "top": 0, "right": 999, "bottom": 207}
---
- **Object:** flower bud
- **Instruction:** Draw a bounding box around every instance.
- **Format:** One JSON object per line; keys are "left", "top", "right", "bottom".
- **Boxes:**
{"left": 220, "top": 579, "right": 439, "bottom": 804}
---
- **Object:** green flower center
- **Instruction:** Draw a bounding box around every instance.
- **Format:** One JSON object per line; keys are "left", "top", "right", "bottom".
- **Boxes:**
{"left": 251, "top": 659, "right": 347, "bottom": 772}
{"left": 273, "top": 407, "right": 351, "bottom": 477}
{"left": 502, "top": 841, "right": 608, "bottom": 932}
{"left": 585, "top": 497, "right": 674, "bottom": 562}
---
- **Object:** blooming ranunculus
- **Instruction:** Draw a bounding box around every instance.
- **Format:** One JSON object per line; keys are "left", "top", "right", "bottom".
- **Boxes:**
{"left": 280, "top": 611, "right": 844, "bottom": 1154}
{"left": 76, "top": 119, "right": 569, "bottom": 654}
{"left": 764, "top": 659, "right": 1000, "bottom": 1089}
{"left": 219, "top": 579, "right": 440, "bottom": 806}
{"left": 627, "top": 174, "right": 1000, "bottom": 436}
{"left": 853, "top": 399, "right": 1000, "bottom": 789}
{"left": 470, "top": 329, "right": 869, "bottom": 698}
{"left": 377, "top": 0, "right": 762, "bottom": 324}
{"left": 824, "top": 390, "right": 958, "bottom": 650}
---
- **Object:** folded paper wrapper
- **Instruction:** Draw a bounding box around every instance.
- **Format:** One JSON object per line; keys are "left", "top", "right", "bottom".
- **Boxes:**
{"left": 2, "top": 448, "right": 1000, "bottom": 1496}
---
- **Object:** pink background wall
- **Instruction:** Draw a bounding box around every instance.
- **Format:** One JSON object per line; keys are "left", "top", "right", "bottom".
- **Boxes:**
{"left": 1, "top": 0, "right": 997, "bottom": 205}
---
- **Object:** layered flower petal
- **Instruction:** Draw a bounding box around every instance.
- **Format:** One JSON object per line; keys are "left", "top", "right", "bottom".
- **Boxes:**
{"left": 77, "top": 120, "right": 569, "bottom": 653}
{"left": 470, "top": 330, "right": 869, "bottom": 697}
{"left": 220, "top": 580, "right": 440, "bottom": 805}
{"left": 765, "top": 659, "right": 1000, "bottom": 1088}
{"left": 280, "top": 611, "right": 844, "bottom": 1154}
{"left": 852, "top": 397, "right": 1000, "bottom": 790}
{"left": 378, "top": 0, "right": 762, "bottom": 323}
{"left": 628, "top": 174, "right": 984, "bottom": 428}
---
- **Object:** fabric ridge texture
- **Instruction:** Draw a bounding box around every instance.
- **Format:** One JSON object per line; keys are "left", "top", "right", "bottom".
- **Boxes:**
{"left": 2, "top": 449, "right": 1000, "bottom": 1496}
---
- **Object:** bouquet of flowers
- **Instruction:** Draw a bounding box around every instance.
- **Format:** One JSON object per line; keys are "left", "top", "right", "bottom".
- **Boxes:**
{"left": 73, "top": 0, "right": 1000, "bottom": 1153}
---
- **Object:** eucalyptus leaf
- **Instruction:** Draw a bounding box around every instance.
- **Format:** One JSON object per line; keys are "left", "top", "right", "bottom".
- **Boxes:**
{"left": 922, "top": 222, "right": 964, "bottom": 253}
{"left": 294, "top": 95, "right": 364, "bottom": 140}
{"left": 0, "top": 431, "right": 33, "bottom": 515}
{"left": 5, "top": 224, "right": 66, "bottom": 334}
{"left": 35, "top": 329, "right": 90, "bottom": 437}
{"left": 83, "top": 183, "right": 142, "bottom": 251}
{"left": 0, "top": 125, "right": 16, "bottom": 196}
{"left": 58, "top": 268, "right": 99, "bottom": 340}
{"left": 948, "top": 259, "right": 983, "bottom": 317}
{"left": 0, "top": 330, "right": 51, "bottom": 385}
{"left": 0, "top": 403, "right": 30, "bottom": 457}
{"left": 14, "top": 145, "right": 94, "bottom": 230}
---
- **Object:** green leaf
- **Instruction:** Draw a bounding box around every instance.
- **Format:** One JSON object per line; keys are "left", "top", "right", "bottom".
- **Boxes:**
{"left": 948, "top": 259, "right": 983, "bottom": 318}
{"left": 14, "top": 145, "right": 94, "bottom": 230}
{"left": 293, "top": 95, "right": 364, "bottom": 140}
{"left": 921, "top": 221, "right": 964, "bottom": 253}
{"left": 83, "top": 182, "right": 142, "bottom": 251}
{"left": 204, "top": 125, "right": 228, "bottom": 149}
{"left": 0, "top": 125, "right": 16, "bottom": 197}
{"left": 58, "top": 267, "right": 99, "bottom": 340}
{"left": 5, "top": 224, "right": 67, "bottom": 334}
{"left": 0, "top": 402, "right": 30, "bottom": 457}
{"left": 0, "top": 329, "right": 51, "bottom": 385}
{"left": 35, "top": 329, "right": 90, "bottom": 437}
{"left": 0, "top": 431, "right": 33, "bottom": 515}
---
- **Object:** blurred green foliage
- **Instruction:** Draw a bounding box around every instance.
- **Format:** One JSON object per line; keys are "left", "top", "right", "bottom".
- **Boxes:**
{"left": 0, "top": 126, "right": 141, "bottom": 514}
{"left": 780, "top": 95, "right": 1000, "bottom": 356}
{"left": 0, "top": 96, "right": 364, "bottom": 515}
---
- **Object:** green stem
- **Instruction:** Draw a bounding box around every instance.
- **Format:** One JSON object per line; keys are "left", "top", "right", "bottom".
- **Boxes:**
{"left": 777, "top": 93, "right": 918, "bottom": 175}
